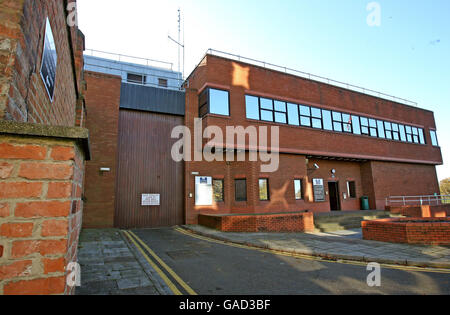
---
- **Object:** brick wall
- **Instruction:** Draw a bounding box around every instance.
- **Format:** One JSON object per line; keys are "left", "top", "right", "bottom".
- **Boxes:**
{"left": 198, "top": 212, "right": 314, "bottom": 233}
{"left": 362, "top": 218, "right": 450, "bottom": 245}
{"left": 0, "top": 122, "right": 89, "bottom": 295}
{"left": 0, "top": 0, "right": 84, "bottom": 126}
{"left": 386, "top": 205, "right": 450, "bottom": 218}
{"left": 183, "top": 54, "right": 442, "bottom": 223}
{"left": 82, "top": 71, "right": 121, "bottom": 228}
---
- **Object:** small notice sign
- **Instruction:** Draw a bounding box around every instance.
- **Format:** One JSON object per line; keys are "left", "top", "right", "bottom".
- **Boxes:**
{"left": 313, "top": 179, "right": 326, "bottom": 202}
{"left": 141, "top": 194, "right": 160, "bottom": 206}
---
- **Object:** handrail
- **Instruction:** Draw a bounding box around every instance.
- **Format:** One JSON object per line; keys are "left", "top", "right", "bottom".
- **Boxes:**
{"left": 206, "top": 48, "right": 418, "bottom": 107}
{"left": 85, "top": 49, "right": 174, "bottom": 71}
{"left": 386, "top": 195, "right": 450, "bottom": 206}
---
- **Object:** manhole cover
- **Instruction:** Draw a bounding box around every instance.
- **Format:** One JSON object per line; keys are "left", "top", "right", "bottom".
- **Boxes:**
{"left": 166, "top": 250, "right": 199, "bottom": 260}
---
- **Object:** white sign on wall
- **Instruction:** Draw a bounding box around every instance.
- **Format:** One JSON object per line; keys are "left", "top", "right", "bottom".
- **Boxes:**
{"left": 195, "top": 176, "right": 213, "bottom": 206}
{"left": 141, "top": 194, "right": 160, "bottom": 206}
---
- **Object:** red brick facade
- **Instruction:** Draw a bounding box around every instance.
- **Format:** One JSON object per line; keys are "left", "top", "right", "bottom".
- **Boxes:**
{"left": 362, "top": 218, "right": 450, "bottom": 245}
{"left": 184, "top": 55, "right": 442, "bottom": 224}
{"left": 0, "top": 1, "right": 88, "bottom": 295}
{"left": 198, "top": 212, "right": 314, "bottom": 233}
{"left": 82, "top": 71, "right": 121, "bottom": 228}
{"left": 0, "top": 0, "right": 84, "bottom": 126}
{"left": 0, "top": 132, "right": 87, "bottom": 295}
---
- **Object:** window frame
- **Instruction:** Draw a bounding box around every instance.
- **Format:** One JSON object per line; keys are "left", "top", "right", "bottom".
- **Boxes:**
{"left": 294, "top": 179, "right": 303, "bottom": 200}
{"left": 258, "top": 178, "right": 270, "bottom": 201}
{"left": 347, "top": 181, "right": 357, "bottom": 199}
{"left": 234, "top": 179, "right": 247, "bottom": 202}
{"left": 213, "top": 179, "right": 224, "bottom": 203}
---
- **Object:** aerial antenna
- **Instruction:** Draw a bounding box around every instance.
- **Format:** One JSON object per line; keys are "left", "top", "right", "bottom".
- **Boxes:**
{"left": 168, "top": 8, "right": 185, "bottom": 84}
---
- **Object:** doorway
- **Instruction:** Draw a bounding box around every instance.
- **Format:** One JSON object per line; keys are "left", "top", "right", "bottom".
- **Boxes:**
{"left": 328, "top": 182, "right": 341, "bottom": 211}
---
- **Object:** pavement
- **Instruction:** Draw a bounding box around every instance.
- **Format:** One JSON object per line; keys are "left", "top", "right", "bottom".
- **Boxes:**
{"left": 75, "top": 226, "right": 450, "bottom": 295}
{"left": 182, "top": 225, "right": 450, "bottom": 269}
{"left": 75, "top": 229, "right": 169, "bottom": 295}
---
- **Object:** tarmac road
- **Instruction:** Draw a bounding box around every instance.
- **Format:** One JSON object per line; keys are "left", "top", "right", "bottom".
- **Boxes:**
{"left": 127, "top": 227, "right": 450, "bottom": 295}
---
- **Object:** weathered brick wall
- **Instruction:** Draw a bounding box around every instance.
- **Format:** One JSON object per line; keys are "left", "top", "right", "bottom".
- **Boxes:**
{"left": 0, "top": 123, "right": 89, "bottom": 295}
{"left": 362, "top": 218, "right": 450, "bottom": 245}
{"left": 0, "top": 0, "right": 84, "bottom": 126}
{"left": 82, "top": 71, "right": 121, "bottom": 228}
{"left": 199, "top": 212, "right": 314, "bottom": 233}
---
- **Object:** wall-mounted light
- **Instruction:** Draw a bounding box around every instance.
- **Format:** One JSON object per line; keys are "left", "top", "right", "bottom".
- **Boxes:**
{"left": 100, "top": 168, "right": 111, "bottom": 172}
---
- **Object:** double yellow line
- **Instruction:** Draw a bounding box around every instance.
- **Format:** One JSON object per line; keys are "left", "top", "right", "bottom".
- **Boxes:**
{"left": 174, "top": 227, "right": 450, "bottom": 275}
{"left": 122, "top": 230, "right": 197, "bottom": 295}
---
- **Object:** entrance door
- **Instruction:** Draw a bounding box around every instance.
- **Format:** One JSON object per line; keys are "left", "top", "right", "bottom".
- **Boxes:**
{"left": 328, "top": 182, "right": 341, "bottom": 211}
{"left": 114, "top": 109, "right": 184, "bottom": 229}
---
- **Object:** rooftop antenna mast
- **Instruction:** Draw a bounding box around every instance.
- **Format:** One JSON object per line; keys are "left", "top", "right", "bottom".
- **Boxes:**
{"left": 168, "top": 8, "right": 185, "bottom": 84}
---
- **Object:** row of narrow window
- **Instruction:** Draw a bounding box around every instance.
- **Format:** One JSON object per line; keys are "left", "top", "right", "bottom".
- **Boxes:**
{"left": 197, "top": 87, "right": 440, "bottom": 147}
{"left": 212, "top": 178, "right": 357, "bottom": 202}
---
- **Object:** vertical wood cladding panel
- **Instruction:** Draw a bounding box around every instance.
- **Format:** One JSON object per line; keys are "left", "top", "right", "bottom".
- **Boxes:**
{"left": 115, "top": 109, "right": 184, "bottom": 228}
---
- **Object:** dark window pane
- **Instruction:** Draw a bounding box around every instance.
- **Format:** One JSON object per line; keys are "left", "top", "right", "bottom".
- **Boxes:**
{"left": 294, "top": 179, "right": 302, "bottom": 200}
{"left": 127, "top": 73, "right": 145, "bottom": 84}
{"left": 287, "top": 103, "right": 299, "bottom": 126}
{"left": 213, "top": 179, "right": 224, "bottom": 202}
{"left": 158, "top": 78, "right": 168, "bottom": 87}
{"left": 245, "top": 95, "right": 260, "bottom": 120}
{"left": 210, "top": 89, "right": 229, "bottom": 116}
{"left": 347, "top": 181, "right": 356, "bottom": 198}
{"left": 259, "top": 179, "right": 269, "bottom": 201}
{"left": 235, "top": 179, "right": 247, "bottom": 202}
{"left": 260, "top": 98, "right": 273, "bottom": 110}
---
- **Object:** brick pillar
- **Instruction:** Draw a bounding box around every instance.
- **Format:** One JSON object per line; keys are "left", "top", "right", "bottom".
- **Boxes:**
{"left": 0, "top": 121, "right": 90, "bottom": 295}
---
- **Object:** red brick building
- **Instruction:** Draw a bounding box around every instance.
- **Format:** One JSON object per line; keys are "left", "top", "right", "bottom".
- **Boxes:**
{"left": 0, "top": 0, "right": 89, "bottom": 295}
{"left": 82, "top": 50, "right": 442, "bottom": 228}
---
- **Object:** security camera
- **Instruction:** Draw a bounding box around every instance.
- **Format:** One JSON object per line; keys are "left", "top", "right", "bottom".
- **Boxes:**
{"left": 314, "top": 163, "right": 320, "bottom": 169}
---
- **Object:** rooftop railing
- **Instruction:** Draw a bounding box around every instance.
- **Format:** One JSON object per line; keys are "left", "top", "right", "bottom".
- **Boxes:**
{"left": 386, "top": 195, "right": 450, "bottom": 206}
{"left": 206, "top": 48, "right": 418, "bottom": 108}
{"left": 85, "top": 49, "right": 174, "bottom": 71}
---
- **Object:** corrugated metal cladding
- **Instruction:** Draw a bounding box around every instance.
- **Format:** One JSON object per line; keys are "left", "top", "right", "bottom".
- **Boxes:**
{"left": 119, "top": 83, "right": 185, "bottom": 116}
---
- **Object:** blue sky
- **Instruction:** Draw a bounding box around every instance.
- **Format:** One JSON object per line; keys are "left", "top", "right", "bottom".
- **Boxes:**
{"left": 78, "top": 0, "right": 449, "bottom": 182}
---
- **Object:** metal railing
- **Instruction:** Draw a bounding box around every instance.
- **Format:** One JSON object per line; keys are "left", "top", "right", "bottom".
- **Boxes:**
{"left": 206, "top": 48, "right": 418, "bottom": 107}
{"left": 386, "top": 195, "right": 450, "bottom": 206}
{"left": 85, "top": 49, "right": 174, "bottom": 71}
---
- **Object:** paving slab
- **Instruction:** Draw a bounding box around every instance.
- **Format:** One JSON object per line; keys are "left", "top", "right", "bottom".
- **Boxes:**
{"left": 76, "top": 229, "right": 168, "bottom": 295}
